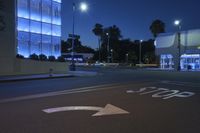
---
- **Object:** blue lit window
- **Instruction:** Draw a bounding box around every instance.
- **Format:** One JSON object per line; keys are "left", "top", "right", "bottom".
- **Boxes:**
{"left": 17, "top": 0, "right": 29, "bottom": 19}
{"left": 30, "top": 33, "right": 41, "bottom": 55}
{"left": 30, "top": 0, "right": 41, "bottom": 21}
{"left": 52, "top": 36, "right": 60, "bottom": 57}
{"left": 30, "top": 20, "right": 41, "bottom": 34}
{"left": 42, "top": 23, "right": 51, "bottom": 35}
{"left": 18, "top": 32, "right": 30, "bottom": 57}
{"left": 53, "top": 0, "right": 62, "bottom": 3}
{"left": 42, "top": 35, "right": 51, "bottom": 56}
{"left": 18, "top": 18, "right": 29, "bottom": 32}
{"left": 52, "top": 25, "right": 61, "bottom": 36}
{"left": 52, "top": 2, "right": 61, "bottom": 25}
{"left": 42, "top": 0, "right": 52, "bottom": 23}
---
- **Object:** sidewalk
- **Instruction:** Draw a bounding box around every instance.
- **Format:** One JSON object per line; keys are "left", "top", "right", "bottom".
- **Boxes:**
{"left": 0, "top": 71, "right": 98, "bottom": 83}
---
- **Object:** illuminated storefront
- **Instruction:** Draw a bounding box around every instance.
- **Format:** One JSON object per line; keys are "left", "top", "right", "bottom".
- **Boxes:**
{"left": 155, "top": 29, "right": 200, "bottom": 71}
{"left": 17, "top": 0, "right": 61, "bottom": 58}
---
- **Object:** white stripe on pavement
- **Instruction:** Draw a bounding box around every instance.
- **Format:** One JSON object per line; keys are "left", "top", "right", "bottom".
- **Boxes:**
{"left": 0, "top": 83, "right": 125, "bottom": 104}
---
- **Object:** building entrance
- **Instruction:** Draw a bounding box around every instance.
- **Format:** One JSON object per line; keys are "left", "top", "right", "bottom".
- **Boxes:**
{"left": 160, "top": 54, "right": 174, "bottom": 69}
{"left": 181, "top": 54, "right": 200, "bottom": 70}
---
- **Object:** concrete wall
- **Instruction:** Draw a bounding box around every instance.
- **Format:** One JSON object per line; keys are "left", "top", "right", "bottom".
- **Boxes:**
{"left": 0, "top": 58, "right": 69, "bottom": 76}
{"left": 0, "top": 0, "right": 16, "bottom": 75}
{"left": 0, "top": 0, "right": 16, "bottom": 58}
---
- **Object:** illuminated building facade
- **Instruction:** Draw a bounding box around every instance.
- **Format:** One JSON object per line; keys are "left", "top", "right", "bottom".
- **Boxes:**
{"left": 155, "top": 29, "right": 200, "bottom": 70}
{"left": 17, "top": 0, "right": 61, "bottom": 58}
{"left": 0, "top": 0, "right": 69, "bottom": 76}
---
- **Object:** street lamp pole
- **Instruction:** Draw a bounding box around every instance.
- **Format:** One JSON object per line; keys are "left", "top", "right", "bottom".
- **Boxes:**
{"left": 70, "top": 2, "right": 88, "bottom": 71}
{"left": 71, "top": 2, "right": 76, "bottom": 71}
{"left": 126, "top": 53, "right": 129, "bottom": 63}
{"left": 174, "top": 20, "right": 181, "bottom": 71}
{"left": 106, "top": 33, "right": 110, "bottom": 63}
{"left": 111, "top": 49, "right": 113, "bottom": 63}
{"left": 139, "top": 40, "right": 143, "bottom": 66}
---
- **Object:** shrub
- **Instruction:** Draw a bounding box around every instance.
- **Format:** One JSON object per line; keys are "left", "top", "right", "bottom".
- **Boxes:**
{"left": 16, "top": 54, "right": 24, "bottom": 59}
{"left": 48, "top": 56, "right": 56, "bottom": 62}
{"left": 57, "top": 56, "right": 65, "bottom": 62}
{"left": 29, "top": 53, "right": 39, "bottom": 60}
{"left": 39, "top": 54, "right": 48, "bottom": 61}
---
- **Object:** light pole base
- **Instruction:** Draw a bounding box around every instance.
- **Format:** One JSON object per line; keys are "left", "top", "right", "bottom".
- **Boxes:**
{"left": 177, "top": 66, "right": 181, "bottom": 71}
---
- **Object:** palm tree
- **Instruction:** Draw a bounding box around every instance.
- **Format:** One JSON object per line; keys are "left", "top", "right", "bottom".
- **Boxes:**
{"left": 149, "top": 19, "right": 165, "bottom": 38}
{"left": 92, "top": 23, "right": 103, "bottom": 62}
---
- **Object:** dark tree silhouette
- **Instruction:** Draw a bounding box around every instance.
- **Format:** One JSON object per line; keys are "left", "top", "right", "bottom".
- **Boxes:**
{"left": 92, "top": 23, "right": 103, "bottom": 61}
{"left": 61, "top": 39, "right": 95, "bottom": 54}
{"left": 101, "top": 25, "right": 122, "bottom": 62}
{"left": 149, "top": 19, "right": 165, "bottom": 38}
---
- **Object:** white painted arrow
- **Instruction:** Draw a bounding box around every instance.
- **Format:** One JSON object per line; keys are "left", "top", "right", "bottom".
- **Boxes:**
{"left": 43, "top": 104, "right": 129, "bottom": 117}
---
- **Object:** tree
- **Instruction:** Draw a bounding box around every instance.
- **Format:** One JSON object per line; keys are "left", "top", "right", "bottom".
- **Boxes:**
{"left": 92, "top": 23, "right": 103, "bottom": 61}
{"left": 149, "top": 19, "right": 165, "bottom": 38}
{"left": 61, "top": 39, "right": 95, "bottom": 54}
{"left": 143, "top": 52, "right": 156, "bottom": 64}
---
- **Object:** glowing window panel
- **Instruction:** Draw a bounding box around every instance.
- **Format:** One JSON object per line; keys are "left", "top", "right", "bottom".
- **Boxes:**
{"left": 17, "top": 0, "right": 29, "bottom": 19}
{"left": 52, "top": 36, "right": 61, "bottom": 57}
{"left": 42, "top": 0, "right": 52, "bottom": 23}
{"left": 30, "top": 0, "right": 41, "bottom": 21}
{"left": 18, "top": 11, "right": 29, "bottom": 19}
{"left": 42, "top": 23, "right": 51, "bottom": 35}
{"left": 181, "top": 54, "right": 200, "bottom": 58}
{"left": 52, "top": 25, "right": 61, "bottom": 36}
{"left": 30, "top": 33, "right": 41, "bottom": 55}
{"left": 30, "top": 21, "right": 41, "bottom": 34}
{"left": 18, "top": 40, "right": 30, "bottom": 58}
{"left": 53, "top": 0, "right": 62, "bottom": 3}
{"left": 42, "top": 35, "right": 51, "bottom": 56}
{"left": 18, "top": 18, "right": 29, "bottom": 32}
{"left": 52, "top": 2, "right": 61, "bottom": 25}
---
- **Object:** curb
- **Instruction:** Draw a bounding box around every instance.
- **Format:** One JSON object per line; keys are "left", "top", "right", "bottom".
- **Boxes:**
{"left": 0, "top": 75, "right": 75, "bottom": 83}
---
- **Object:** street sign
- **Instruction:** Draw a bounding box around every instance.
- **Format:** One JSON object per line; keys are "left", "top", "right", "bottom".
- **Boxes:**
{"left": 43, "top": 104, "right": 129, "bottom": 117}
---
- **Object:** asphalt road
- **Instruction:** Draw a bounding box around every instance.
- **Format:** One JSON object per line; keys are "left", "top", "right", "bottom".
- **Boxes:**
{"left": 0, "top": 67, "right": 199, "bottom": 133}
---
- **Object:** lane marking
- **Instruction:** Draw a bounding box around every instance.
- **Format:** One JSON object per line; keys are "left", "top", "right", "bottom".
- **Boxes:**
{"left": 0, "top": 82, "right": 141, "bottom": 104}
{"left": 127, "top": 87, "right": 195, "bottom": 100}
{"left": 0, "top": 84, "right": 119, "bottom": 103}
{"left": 0, "top": 81, "right": 156, "bottom": 104}
{"left": 43, "top": 104, "right": 129, "bottom": 117}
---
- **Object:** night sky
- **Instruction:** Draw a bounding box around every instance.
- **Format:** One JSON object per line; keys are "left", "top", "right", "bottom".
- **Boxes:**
{"left": 62, "top": 0, "right": 200, "bottom": 49}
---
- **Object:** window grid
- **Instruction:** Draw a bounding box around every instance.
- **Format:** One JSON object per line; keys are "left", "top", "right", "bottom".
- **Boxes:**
{"left": 17, "top": 0, "right": 61, "bottom": 58}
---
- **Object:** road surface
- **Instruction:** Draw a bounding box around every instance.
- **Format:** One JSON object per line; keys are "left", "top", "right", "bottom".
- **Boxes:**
{"left": 0, "top": 67, "right": 199, "bottom": 133}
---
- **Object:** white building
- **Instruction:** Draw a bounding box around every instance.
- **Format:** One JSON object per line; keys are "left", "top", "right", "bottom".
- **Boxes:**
{"left": 155, "top": 29, "right": 200, "bottom": 70}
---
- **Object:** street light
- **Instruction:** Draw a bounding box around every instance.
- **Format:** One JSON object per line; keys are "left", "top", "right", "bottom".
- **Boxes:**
{"left": 71, "top": 2, "right": 88, "bottom": 71}
{"left": 139, "top": 40, "right": 143, "bottom": 66}
{"left": 80, "top": 2, "right": 88, "bottom": 12}
{"left": 126, "top": 53, "right": 129, "bottom": 63}
{"left": 111, "top": 49, "right": 113, "bottom": 63}
{"left": 174, "top": 20, "right": 181, "bottom": 71}
{"left": 106, "top": 32, "right": 110, "bottom": 63}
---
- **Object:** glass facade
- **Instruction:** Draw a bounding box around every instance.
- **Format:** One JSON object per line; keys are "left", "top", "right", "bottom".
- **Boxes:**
{"left": 17, "top": 0, "right": 61, "bottom": 58}
{"left": 160, "top": 54, "right": 200, "bottom": 70}
{"left": 181, "top": 54, "right": 200, "bottom": 70}
{"left": 160, "top": 54, "right": 174, "bottom": 69}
